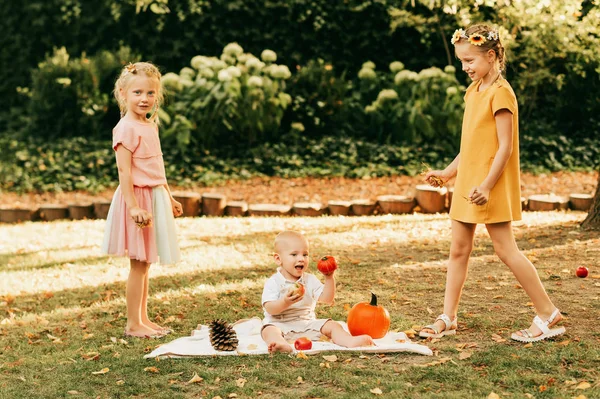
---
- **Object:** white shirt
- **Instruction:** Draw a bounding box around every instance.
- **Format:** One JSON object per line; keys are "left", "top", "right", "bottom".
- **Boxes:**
{"left": 262, "top": 268, "right": 324, "bottom": 324}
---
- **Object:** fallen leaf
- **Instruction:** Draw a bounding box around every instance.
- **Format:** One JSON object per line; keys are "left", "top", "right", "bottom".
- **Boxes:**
{"left": 539, "top": 385, "right": 547, "bottom": 392}
{"left": 491, "top": 334, "right": 506, "bottom": 343}
{"left": 487, "top": 393, "right": 500, "bottom": 399}
{"left": 91, "top": 367, "right": 109, "bottom": 375}
{"left": 246, "top": 344, "right": 258, "bottom": 350}
{"left": 110, "top": 337, "right": 117, "bottom": 343}
{"left": 370, "top": 387, "right": 383, "bottom": 395}
{"left": 556, "top": 340, "right": 570, "bottom": 346}
{"left": 116, "top": 380, "right": 125, "bottom": 385}
{"left": 67, "top": 391, "right": 79, "bottom": 395}
{"left": 236, "top": 378, "right": 247, "bottom": 388}
{"left": 322, "top": 355, "right": 338, "bottom": 362}
{"left": 82, "top": 334, "right": 94, "bottom": 340}
{"left": 228, "top": 394, "right": 238, "bottom": 398}
{"left": 426, "top": 307, "right": 433, "bottom": 314}
{"left": 296, "top": 352, "right": 308, "bottom": 359}
{"left": 459, "top": 351, "right": 472, "bottom": 360}
{"left": 144, "top": 366, "right": 159, "bottom": 373}
{"left": 187, "top": 373, "right": 203, "bottom": 384}
{"left": 297, "top": 376, "right": 304, "bottom": 384}
{"left": 576, "top": 382, "right": 591, "bottom": 390}
{"left": 524, "top": 343, "right": 533, "bottom": 348}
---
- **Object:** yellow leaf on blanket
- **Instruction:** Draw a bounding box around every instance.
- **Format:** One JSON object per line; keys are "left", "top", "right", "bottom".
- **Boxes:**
{"left": 91, "top": 367, "right": 109, "bottom": 375}
{"left": 322, "top": 355, "right": 338, "bottom": 362}
{"left": 319, "top": 335, "right": 331, "bottom": 342}
{"left": 187, "top": 373, "right": 203, "bottom": 384}
{"left": 247, "top": 344, "right": 258, "bottom": 350}
{"left": 395, "top": 338, "right": 406, "bottom": 343}
{"left": 370, "top": 387, "right": 383, "bottom": 395}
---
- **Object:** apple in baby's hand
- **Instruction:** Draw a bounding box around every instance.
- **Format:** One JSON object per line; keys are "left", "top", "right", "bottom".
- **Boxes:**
{"left": 294, "top": 337, "right": 312, "bottom": 351}
{"left": 576, "top": 266, "right": 589, "bottom": 278}
{"left": 287, "top": 282, "right": 305, "bottom": 297}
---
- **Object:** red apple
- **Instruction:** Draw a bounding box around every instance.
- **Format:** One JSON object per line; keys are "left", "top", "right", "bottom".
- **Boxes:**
{"left": 576, "top": 266, "right": 589, "bottom": 278}
{"left": 287, "top": 282, "right": 305, "bottom": 297}
{"left": 317, "top": 255, "right": 338, "bottom": 275}
{"left": 294, "top": 337, "right": 312, "bottom": 350}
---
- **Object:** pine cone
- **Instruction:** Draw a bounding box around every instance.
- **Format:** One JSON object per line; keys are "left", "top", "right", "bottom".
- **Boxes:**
{"left": 209, "top": 319, "right": 239, "bottom": 351}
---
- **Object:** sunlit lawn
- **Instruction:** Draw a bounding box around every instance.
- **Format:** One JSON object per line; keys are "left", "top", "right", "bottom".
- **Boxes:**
{"left": 1, "top": 212, "right": 599, "bottom": 398}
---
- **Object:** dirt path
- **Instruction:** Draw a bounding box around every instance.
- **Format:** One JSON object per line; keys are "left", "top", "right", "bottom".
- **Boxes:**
{"left": 1, "top": 171, "right": 597, "bottom": 208}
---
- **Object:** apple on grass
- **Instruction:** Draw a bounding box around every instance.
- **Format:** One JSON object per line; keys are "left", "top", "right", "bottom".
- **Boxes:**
{"left": 576, "top": 266, "right": 589, "bottom": 278}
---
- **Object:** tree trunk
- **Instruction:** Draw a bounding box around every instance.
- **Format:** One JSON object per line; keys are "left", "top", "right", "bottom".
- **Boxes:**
{"left": 581, "top": 169, "right": 600, "bottom": 230}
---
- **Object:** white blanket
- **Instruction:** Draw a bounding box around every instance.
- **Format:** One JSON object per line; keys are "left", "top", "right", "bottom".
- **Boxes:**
{"left": 145, "top": 318, "right": 432, "bottom": 358}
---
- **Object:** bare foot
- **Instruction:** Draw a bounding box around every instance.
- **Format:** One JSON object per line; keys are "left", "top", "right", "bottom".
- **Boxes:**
{"left": 125, "top": 324, "right": 162, "bottom": 338}
{"left": 143, "top": 319, "right": 171, "bottom": 333}
{"left": 513, "top": 311, "right": 563, "bottom": 338}
{"left": 346, "top": 334, "right": 375, "bottom": 348}
{"left": 268, "top": 342, "right": 293, "bottom": 353}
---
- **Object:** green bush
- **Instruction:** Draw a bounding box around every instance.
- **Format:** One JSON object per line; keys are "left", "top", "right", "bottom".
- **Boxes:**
{"left": 160, "top": 43, "right": 292, "bottom": 152}
{"left": 26, "top": 46, "right": 138, "bottom": 140}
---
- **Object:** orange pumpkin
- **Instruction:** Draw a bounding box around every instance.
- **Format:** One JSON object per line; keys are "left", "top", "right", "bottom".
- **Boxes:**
{"left": 317, "top": 255, "right": 338, "bottom": 274}
{"left": 347, "top": 293, "right": 390, "bottom": 339}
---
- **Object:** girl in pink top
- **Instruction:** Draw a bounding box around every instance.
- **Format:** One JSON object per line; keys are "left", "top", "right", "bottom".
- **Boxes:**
{"left": 101, "top": 62, "right": 182, "bottom": 338}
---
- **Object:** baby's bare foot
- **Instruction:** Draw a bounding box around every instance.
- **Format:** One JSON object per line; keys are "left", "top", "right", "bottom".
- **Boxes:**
{"left": 347, "top": 334, "right": 375, "bottom": 348}
{"left": 268, "top": 342, "right": 293, "bottom": 353}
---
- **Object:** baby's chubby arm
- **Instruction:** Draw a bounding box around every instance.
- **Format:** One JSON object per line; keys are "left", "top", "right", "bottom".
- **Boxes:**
{"left": 318, "top": 273, "right": 336, "bottom": 305}
{"left": 263, "top": 291, "right": 303, "bottom": 315}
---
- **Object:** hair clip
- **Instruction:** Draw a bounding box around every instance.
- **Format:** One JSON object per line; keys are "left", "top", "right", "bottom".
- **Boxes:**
{"left": 124, "top": 63, "right": 137, "bottom": 74}
{"left": 451, "top": 29, "right": 468, "bottom": 45}
{"left": 487, "top": 30, "right": 499, "bottom": 41}
{"left": 451, "top": 28, "right": 500, "bottom": 46}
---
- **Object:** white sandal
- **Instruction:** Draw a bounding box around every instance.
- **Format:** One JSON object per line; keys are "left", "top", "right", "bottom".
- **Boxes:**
{"left": 419, "top": 314, "right": 457, "bottom": 339}
{"left": 510, "top": 308, "right": 565, "bottom": 343}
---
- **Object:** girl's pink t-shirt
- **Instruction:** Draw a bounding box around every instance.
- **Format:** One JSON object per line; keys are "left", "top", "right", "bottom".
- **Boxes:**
{"left": 112, "top": 118, "right": 168, "bottom": 187}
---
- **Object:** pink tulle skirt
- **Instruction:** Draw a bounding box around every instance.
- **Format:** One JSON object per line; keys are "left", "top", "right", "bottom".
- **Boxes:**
{"left": 101, "top": 185, "right": 180, "bottom": 264}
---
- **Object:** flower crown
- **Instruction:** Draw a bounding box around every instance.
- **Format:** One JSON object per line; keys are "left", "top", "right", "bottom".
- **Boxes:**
{"left": 124, "top": 63, "right": 137, "bottom": 75}
{"left": 451, "top": 28, "right": 499, "bottom": 46}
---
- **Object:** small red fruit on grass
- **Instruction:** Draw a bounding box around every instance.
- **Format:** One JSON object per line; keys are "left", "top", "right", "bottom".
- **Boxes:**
{"left": 317, "top": 255, "right": 338, "bottom": 274}
{"left": 294, "top": 337, "right": 312, "bottom": 350}
{"left": 576, "top": 266, "right": 589, "bottom": 278}
{"left": 287, "top": 282, "right": 305, "bottom": 297}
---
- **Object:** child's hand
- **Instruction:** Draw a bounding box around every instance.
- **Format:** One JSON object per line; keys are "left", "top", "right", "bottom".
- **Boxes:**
{"left": 468, "top": 186, "right": 490, "bottom": 205}
{"left": 130, "top": 207, "right": 152, "bottom": 227}
{"left": 171, "top": 198, "right": 183, "bottom": 217}
{"left": 283, "top": 290, "right": 304, "bottom": 306}
{"left": 424, "top": 169, "right": 449, "bottom": 188}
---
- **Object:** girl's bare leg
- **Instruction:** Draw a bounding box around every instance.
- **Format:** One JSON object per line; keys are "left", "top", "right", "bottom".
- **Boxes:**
{"left": 261, "top": 325, "right": 293, "bottom": 353}
{"left": 321, "top": 321, "right": 374, "bottom": 347}
{"left": 126, "top": 259, "right": 156, "bottom": 336}
{"left": 486, "top": 222, "right": 561, "bottom": 336}
{"left": 140, "top": 265, "right": 166, "bottom": 332}
{"left": 422, "top": 220, "right": 476, "bottom": 334}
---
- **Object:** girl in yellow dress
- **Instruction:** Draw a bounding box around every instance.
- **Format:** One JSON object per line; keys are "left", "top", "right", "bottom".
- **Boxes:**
{"left": 419, "top": 24, "right": 565, "bottom": 342}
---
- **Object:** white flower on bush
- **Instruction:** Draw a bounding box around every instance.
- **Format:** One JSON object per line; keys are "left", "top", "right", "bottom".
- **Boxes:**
{"left": 270, "top": 65, "right": 291, "bottom": 79}
{"left": 56, "top": 77, "right": 71, "bottom": 86}
{"left": 247, "top": 76, "right": 264, "bottom": 87}
{"left": 220, "top": 53, "right": 236, "bottom": 65}
{"left": 223, "top": 42, "right": 244, "bottom": 57}
{"left": 418, "top": 67, "right": 444, "bottom": 80}
{"left": 226, "top": 66, "right": 242, "bottom": 78}
{"left": 358, "top": 67, "right": 376, "bottom": 80}
{"left": 261, "top": 49, "right": 277, "bottom": 63}
{"left": 394, "top": 70, "right": 418, "bottom": 84}
{"left": 162, "top": 72, "right": 182, "bottom": 91}
{"left": 444, "top": 65, "right": 456, "bottom": 74}
{"left": 180, "top": 78, "right": 194, "bottom": 88}
{"left": 291, "top": 122, "right": 305, "bottom": 132}
{"left": 377, "top": 89, "right": 398, "bottom": 102}
{"left": 210, "top": 59, "right": 228, "bottom": 71}
{"left": 246, "top": 57, "right": 265, "bottom": 71}
{"left": 218, "top": 69, "right": 233, "bottom": 82}
{"left": 279, "top": 93, "right": 292, "bottom": 107}
{"left": 191, "top": 55, "right": 212, "bottom": 70}
{"left": 362, "top": 61, "right": 376, "bottom": 70}
{"left": 180, "top": 67, "right": 195, "bottom": 79}
{"left": 446, "top": 86, "right": 458, "bottom": 96}
{"left": 389, "top": 61, "right": 405, "bottom": 73}
{"left": 237, "top": 53, "right": 251, "bottom": 64}
{"left": 199, "top": 68, "right": 214, "bottom": 78}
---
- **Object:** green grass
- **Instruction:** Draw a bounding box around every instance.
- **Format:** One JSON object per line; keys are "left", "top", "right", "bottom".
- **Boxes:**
{"left": 1, "top": 212, "right": 599, "bottom": 398}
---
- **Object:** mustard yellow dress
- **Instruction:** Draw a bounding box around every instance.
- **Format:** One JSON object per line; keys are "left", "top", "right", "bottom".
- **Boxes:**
{"left": 449, "top": 78, "right": 522, "bottom": 224}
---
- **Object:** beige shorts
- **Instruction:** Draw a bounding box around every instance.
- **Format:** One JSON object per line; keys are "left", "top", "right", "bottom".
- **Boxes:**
{"left": 262, "top": 318, "right": 331, "bottom": 341}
